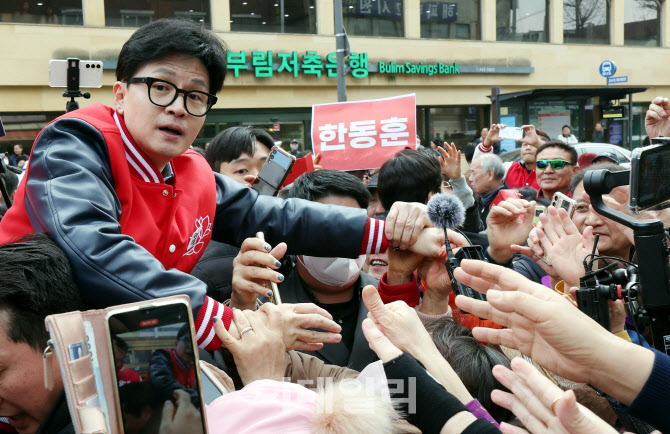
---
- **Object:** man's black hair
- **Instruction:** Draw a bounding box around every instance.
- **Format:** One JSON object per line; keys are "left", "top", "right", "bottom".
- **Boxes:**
{"left": 562, "top": 125, "right": 572, "bottom": 132}
{"left": 0, "top": 171, "right": 19, "bottom": 198}
{"left": 176, "top": 323, "right": 191, "bottom": 341}
{"left": 112, "top": 334, "right": 129, "bottom": 352}
{"left": 249, "top": 128, "right": 275, "bottom": 152}
{"left": 0, "top": 234, "right": 84, "bottom": 351}
{"left": 287, "top": 170, "right": 371, "bottom": 209}
{"left": 205, "top": 126, "right": 256, "bottom": 172}
{"left": 535, "top": 140, "right": 578, "bottom": 165}
{"left": 378, "top": 149, "right": 441, "bottom": 211}
{"left": 570, "top": 162, "right": 626, "bottom": 194}
{"left": 116, "top": 19, "right": 228, "bottom": 95}
{"left": 16, "top": 155, "right": 28, "bottom": 163}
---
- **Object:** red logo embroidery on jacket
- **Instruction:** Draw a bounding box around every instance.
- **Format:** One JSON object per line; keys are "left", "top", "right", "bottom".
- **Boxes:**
{"left": 185, "top": 216, "right": 212, "bottom": 256}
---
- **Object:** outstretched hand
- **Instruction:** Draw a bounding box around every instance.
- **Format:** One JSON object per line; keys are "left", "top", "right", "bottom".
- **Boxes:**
{"left": 487, "top": 198, "right": 535, "bottom": 263}
{"left": 492, "top": 358, "right": 617, "bottom": 434}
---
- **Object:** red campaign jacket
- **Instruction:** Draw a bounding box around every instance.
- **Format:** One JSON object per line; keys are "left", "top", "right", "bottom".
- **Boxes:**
{"left": 0, "top": 104, "right": 216, "bottom": 273}
{"left": 0, "top": 104, "right": 387, "bottom": 350}
{"left": 505, "top": 161, "right": 539, "bottom": 190}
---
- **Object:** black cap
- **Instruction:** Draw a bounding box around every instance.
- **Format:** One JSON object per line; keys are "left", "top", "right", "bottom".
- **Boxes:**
{"left": 290, "top": 138, "right": 299, "bottom": 143}
{"left": 593, "top": 151, "right": 619, "bottom": 165}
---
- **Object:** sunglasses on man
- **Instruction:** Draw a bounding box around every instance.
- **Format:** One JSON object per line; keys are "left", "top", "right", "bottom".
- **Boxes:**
{"left": 535, "top": 159, "right": 573, "bottom": 170}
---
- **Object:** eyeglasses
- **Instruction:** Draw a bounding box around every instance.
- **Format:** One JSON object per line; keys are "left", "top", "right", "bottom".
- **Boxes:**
{"left": 535, "top": 159, "right": 573, "bottom": 170}
{"left": 125, "top": 77, "right": 217, "bottom": 117}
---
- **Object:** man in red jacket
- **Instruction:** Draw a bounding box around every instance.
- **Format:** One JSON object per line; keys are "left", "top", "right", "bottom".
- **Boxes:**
{"left": 0, "top": 19, "right": 442, "bottom": 353}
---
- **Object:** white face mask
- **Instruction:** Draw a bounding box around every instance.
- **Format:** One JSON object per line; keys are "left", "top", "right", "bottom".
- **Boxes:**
{"left": 299, "top": 255, "right": 365, "bottom": 287}
{"left": 290, "top": 143, "right": 299, "bottom": 151}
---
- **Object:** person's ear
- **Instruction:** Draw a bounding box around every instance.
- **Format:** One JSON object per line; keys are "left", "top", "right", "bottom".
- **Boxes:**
{"left": 113, "top": 81, "right": 127, "bottom": 115}
{"left": 573, "top": 165, "right": 580, "bottom": 174}
{"left": 425, "top": 191, "right": 435, "bottom": 203}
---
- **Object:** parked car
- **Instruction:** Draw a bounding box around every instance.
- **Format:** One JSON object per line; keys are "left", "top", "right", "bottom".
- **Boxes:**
{"left": 499, "top": 143, "right": 632, "bottom": 168}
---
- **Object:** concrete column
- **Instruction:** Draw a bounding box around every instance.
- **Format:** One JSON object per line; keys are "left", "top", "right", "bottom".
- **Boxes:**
{"left": 549, "top": 0, "right": 563, "bottom": 44}
{"left": 318, "top": 0, "right": 335, "bottom": 35}
{"left": 405, "top": 0, "right": 421, "bottom": 39}
{"left": 82, "top": 0, "right": 105, "bottom": 27}
{"left": 610, "top": 0, "right": 624, "bottom": 46}
{"left": 481, "top": 0, "right": 496, "bottom": 41}
{"left": 211, "top": 0, "right": 231, "bottom": 32}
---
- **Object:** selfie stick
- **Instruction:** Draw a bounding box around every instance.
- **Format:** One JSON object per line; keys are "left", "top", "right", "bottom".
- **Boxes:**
{"left": 62, "top": 58, "right": 90, "bottom": 112}
{"left": 256, "top": 232, "right": 282, "bottom": 304}
{"left": 584, "top": 169, "right": 670, "bottom": 354}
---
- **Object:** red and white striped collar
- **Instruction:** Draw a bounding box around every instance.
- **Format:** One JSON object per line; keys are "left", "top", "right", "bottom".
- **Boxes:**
{"left": 113, "top": 111, "right": 171, "bottom": 184}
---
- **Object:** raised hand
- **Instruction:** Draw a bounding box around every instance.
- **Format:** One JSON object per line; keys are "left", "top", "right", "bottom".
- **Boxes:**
{"left": 453, "top": 259, "right": 655, "bottom": 407}
{"left": 385, "top": 201, "right": 432, "bottom": 250}
{"left": 486, "top": 198, "right": 535, "bottom": 263}
{"left": 213, "top": 305, "right": 286, "bottom": 385}
{"left": 645, "top": 96, "right": 670, "bottom": 138}
{"left": 492, "top": 358, "right": 617, "bottom": 434}
{"left": 519, "top": 125, "right": 541, "bottom": 147}
{"left": 437, "top": 142, "right": 462, "bottom": 180}
{"left": 230, "top": 237, "right": 287, "bottom": 310}
{"left": 531, "top": 206, "right": 594, "bottom": 289}
{"left": 275, "top": 303, "right": 342, "bottom": 351}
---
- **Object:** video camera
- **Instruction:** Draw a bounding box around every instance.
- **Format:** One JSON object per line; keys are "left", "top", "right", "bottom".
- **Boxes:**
{"left": 578, "top": 137, "right": 670, "bottom": 354}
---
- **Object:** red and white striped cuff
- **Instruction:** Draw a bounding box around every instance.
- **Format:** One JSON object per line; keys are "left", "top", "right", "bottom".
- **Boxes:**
{"left": 195, "top": 296, "right": 233, "bottom": 350}
{"left": 477, "top": 143, "right": 493, "bottom": 154}
{"left": 360, "top": 218, "right": 389, "bottom": 255}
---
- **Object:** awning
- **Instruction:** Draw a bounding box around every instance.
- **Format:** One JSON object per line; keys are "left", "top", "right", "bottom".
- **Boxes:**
{"left": 489, "top": 87, "right": 648, "bottom": 103}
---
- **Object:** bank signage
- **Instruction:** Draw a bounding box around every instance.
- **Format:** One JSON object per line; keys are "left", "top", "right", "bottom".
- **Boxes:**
{"left": 226, "top": 50, "right": 531, "bottom": 78}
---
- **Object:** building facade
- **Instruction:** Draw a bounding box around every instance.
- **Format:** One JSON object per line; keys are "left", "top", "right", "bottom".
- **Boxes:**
{"left": 1, "top": 0, "right": 669, "bottom": 154}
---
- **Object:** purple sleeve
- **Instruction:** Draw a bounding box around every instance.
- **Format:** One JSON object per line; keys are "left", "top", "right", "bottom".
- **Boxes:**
{"left": 465, "top": 399, "right": 500, "bottom": 428}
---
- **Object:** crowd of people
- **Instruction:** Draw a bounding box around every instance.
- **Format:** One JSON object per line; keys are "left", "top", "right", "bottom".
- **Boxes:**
{"left": 0, "top": 18, "right": 669, "bottom": 434}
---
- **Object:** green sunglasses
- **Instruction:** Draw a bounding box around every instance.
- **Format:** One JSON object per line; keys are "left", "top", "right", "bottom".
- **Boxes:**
{"left": 535, "top": 159, "right": 573, "bottom": 170}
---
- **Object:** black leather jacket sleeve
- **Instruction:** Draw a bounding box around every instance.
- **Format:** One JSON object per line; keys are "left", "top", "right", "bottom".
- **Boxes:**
{"left": 210, "top": 172, "right": 368, "bottom": 258}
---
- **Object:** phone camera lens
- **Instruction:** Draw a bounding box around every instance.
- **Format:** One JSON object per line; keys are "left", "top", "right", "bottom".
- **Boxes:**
{"left": 270, "top": 155, "right": 274, "bottom": 160}
{"left": 85, "top": 64, "right": 90, "bottom": 68}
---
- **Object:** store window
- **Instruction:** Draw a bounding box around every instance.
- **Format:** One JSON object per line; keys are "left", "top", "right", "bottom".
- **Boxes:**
{"left": 624, "top": 0, "right": 661, "bottom": 46}
{"left": 343, "top": 0, "right": 404, "bottom": 37}
{"left": 230, "top": 0, "right": 316, "bottom": 34}
{"left": 0, "top": 0, "right": 82, "bottom": 25}
{"left": 421, "top": 0, "right": 480, "bottom": 40}
{"left": 427, "top": 106, "right": 487, "bottom": 151}
{"left": 563, "top": 0, "right": 610, "bottom": 44}
{"left": 105, "top": 0, "right": 210, "bottom": 28}
{"left": 496, "top": 0, "right": 548, "bottom": 42}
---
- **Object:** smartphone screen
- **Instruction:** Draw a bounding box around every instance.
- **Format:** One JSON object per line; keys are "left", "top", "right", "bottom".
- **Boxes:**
{"left": 635, "top": 145, "right": 670, "bottom": 211}
{"left": 107, "top": 302, "right": 206, "bottom": 434}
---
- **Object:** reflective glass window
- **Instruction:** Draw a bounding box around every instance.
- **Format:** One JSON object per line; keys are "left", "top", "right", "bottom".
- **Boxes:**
{"left": 105, "top": 0, "right": 211, "bottom": 28}
{"left": 343, "top": 0, "right": 404, "bottom": 37}
{"left": 420, "top": 0, "right": 480, "bottom": 40}
{"left": 624, "top": 0, "right": 661, "bottom": 46}
{"left": 496, "top": 0, "right": 549, "bottom": 42}
{"left": 230, "top": 0, "right": 316, "bottom": 34}
{"left": 563, "top": 0, "right": 610, "bottom": 44}
{"left": 0, "top": 0, "right": 82, "bottom": 25}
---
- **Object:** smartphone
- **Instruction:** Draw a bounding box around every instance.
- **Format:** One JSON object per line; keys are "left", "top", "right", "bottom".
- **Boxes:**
{"left": 533, "top": 205, "right": 545, "bottom": 226}
{"left": 550, "top": 192, "right": 577, "bottom": 218}
{"left": 629, "top": 139, "right": 670, "bottom": 214}
{"left": 200, "top": 361, "right": 228, "bottom": 405}
{"left": 498, "top": 126, "right": 524, "bottom": 141}
{"left": 49, "top": 59, "right": 104, "bottom": 88}
{"left": 105, "top": 298, "right": 207, "bottom": 434}
{"left": 252, "top": 145, "right": 296, "bottom": 196}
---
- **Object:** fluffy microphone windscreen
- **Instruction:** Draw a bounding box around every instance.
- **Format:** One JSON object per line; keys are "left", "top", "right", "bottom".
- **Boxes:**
{"left": 427, "top": 193, "right": 466, "bottom": 230}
